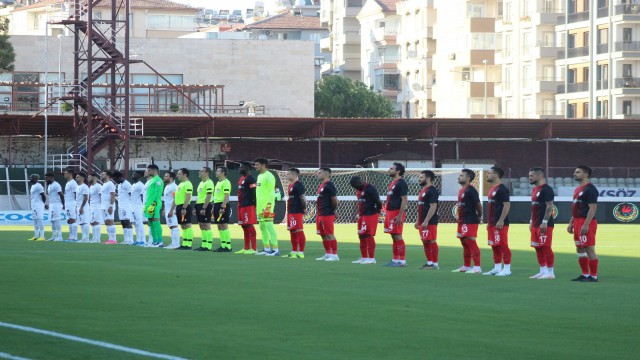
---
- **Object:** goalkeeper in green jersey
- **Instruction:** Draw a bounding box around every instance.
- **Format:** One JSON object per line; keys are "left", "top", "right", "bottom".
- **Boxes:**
{"left": 144, "top": 164, "right": 164, "bottom": 246}
{"left": 254, "top": 158, "right": 280, "bottom": 256}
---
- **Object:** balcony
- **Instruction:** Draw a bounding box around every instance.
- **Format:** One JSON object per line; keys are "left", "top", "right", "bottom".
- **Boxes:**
{"left": 557, "top": 82, "right": 589, "bottom": 93}
{"left": 373, "top": 56, "right": 400, "bottom": 70}
{"left": 534, "top": 45, "right": 562, "bottom": 58}
{"left": 615, "top": 77, "right": 640, "bottom": 88}
{"left": 615, "top": 4, "right": 640, "bottom": 16}
{"left": 557, "top": 11, "right": 590, "bottom": 24}
{"left": 345, "top": 0, "right": 363, "bottom": 17}
{"left": 338, "top": 31, "right": 360, "bottom": 44}
{"left": 468, "top": 17, "right": 495, "bottom": 33}
{"left": 614, "top": 41, "right": 640, "bottom": 51}
{"left": 373, "top": 27, "right": 398, "bottom": 45}
{"left": 557, "top": 46, "right": 590, "bottom": 58}
{"left": 597, "top": 43, "right": 609, "bottom": 54}
{"left": 320, "top": 36, "right": 331, "bottom": 52}
{"left": 469, "top": 82, "right": 494, "bottom": 97}
{"left": 532, "top": 11, "right": 562, "bottom": 25}
{"left": 597, "top": 7, "right": 609, "bottom": 18}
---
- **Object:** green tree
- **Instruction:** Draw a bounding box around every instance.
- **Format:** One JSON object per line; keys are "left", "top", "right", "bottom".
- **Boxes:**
{"left": 0, "top": 17, "right": 15, "bottom": 73}
{"left": 314, "top": 75, "right": 396, "bottom": 118}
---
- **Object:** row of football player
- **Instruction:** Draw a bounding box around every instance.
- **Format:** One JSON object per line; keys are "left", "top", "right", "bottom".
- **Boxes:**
{"left": 28, "top": 160, "right": 600, "bottom": 282}
{"left": 28, "top": 166, "right": 174, "bottom": 247}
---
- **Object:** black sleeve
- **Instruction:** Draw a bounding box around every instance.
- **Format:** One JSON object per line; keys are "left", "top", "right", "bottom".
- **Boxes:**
{"left": 293, "top": 182, "right": 305, "bottom": 196}
{"left": 586, "top": 185, "right": 598, "bottom": 204}
{"left": 427, "top": 188, "right": 439, "bottom": 203}
{"left": 470, "top": 187, "right": 481, "bottom": 205}
{"left": 542, "top": 186, "right": 554, "bottom": 202}
{"left": 398, "top": 180, "right": 408, "bottom": 196}
{"left": 497, "top": 185, "right": 510, "bottom": 202}
{"left": 327, "top": 182, "right": 337, "bottom": 197}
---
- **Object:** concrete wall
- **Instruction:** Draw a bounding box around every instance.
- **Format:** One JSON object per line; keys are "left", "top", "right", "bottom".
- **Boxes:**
{"left": 9, "top": 35, "right": 315, "bottom": 117}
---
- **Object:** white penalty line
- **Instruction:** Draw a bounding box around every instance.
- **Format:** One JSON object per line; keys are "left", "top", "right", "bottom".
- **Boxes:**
{"left": 0, "top": 321, "right": 188, "bottom": 360}
{"left": 0, "top": 352, "right": 32, "bottom": 360}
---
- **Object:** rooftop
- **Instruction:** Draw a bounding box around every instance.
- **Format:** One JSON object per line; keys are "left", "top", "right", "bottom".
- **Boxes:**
{"left": 12, "top": 0, "right": 196, "bottom": 12}
{"left": 243, "top": 12, "right": 326, "bottom": 31}
{"left": 375, "top": 0, "right": 399, "bottom": 13}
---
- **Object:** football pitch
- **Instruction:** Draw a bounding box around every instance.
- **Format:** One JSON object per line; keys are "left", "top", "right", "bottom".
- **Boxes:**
{"left": 1, "top": 223, "right": 638, "bottom": 360}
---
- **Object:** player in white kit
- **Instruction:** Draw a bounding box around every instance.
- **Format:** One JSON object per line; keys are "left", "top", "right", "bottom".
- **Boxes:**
{"left": 162, "top": 171, "right": 180, "bottom": 249}
{"left": 113, "top": 171, "right": 135, "bottom": 245}
{"left": 75, "top": 173, "right": 90, "bottom": 242}
{"left": 131, "top": 171, "right": 147, "bottom": 246}
{"left": 88, "top": 173, "right": 103, "bottom": 243}
{"left": 28, "top": 174, "right": 46, "bottom": 241}
{"left": 45, "top": 173, "right": 64, "bottom": 241}
{"left": 63, "top": 169, "right": 78, "bottom": 241}
{"left": 101, "top": 171, "right": 118, "bottom": 244}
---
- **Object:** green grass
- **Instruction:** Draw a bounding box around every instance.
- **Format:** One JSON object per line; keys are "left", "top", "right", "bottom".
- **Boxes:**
{"left": 1, "top": 224, "right": 639, "bottom": 360}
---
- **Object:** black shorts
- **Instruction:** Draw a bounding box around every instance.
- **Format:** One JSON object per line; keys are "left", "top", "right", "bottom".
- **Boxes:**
{"left": 176, "top": 204, "right": 193, "bottom": 225}
{"left": 195, "top": 203, "right": 212, "bottom": 223}
{"left": 212, "top": 203, "right": 231, "bottom": 224}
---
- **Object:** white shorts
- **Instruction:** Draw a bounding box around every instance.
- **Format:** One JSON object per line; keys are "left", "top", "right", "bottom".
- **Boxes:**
{"left": 76, "top": 207, "right": 90, "bottom": 224}
{"left": 165, "top": 214, "right": 178, "bottom": 227}
{"left": 102, "top": 207, "right": 115, "bottom": 221}
{"left": 49, "top": 203, "right": 64, "bottom": 221}
{"left": 90, "top": 208, "right": 104, "bottom": 224}
{"left": 32, "top": 205, "right": 45, "bottom": 220}
{"left": 118, "top": 207, "right": 132, "bottom": 221}
{"left": 65, "top": 205, "right": 77, "bottom": 220}
{"left": 132, "top": 207, "right": 145, "bottom": 223}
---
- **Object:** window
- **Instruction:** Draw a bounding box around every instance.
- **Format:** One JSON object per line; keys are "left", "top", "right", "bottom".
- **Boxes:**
{"left": 504, "top": 67, "right": 512, "bottom": 90}
{"left": 544, "top": 66, "right": 554, "bottom": 81}
{"left": 543, "top": 99, "right": 554, "bottom": 114}
{"left": 504, "top": 34, "right": 512, "bottom": 57}
{"left": 469, "top": 98, "right": 484, "bottom": 114}
{"left": 467, "top": 2, "right": 484, "bottom": 17}
{"left": 147, "top": 15, "right": 195, "bottom": 31}
{"left": 582, "top": 102, "right": 589, "bottom": 118}
{"left": 623, "top": 64, "right": 632, "bottom": 77}
{"left": 543, "top": 32, "right": 554, "bottom": 47}
{"left": 583, "top": 67, "right": 589, "bottom": 82}
{"left": 462, "top": 67, "right": 471, "bottom": 81}
{"left": 498, "top": 1, "right": 503, "bottom": 16}
{"left": 567, "top": 103, "right": 577, "bottom": 118}
{"left": 568, "top": 33, "right": 576, "bottom": 48}
{"left": 521, "top": 0, "right": 530, "bottom": 17}
{"left": 623, "top": 28, "right": 632, "bottom": 43}
{"left": 504, "top": 1, "right": 512, "bottom": 22}
{"left": 544, "top": 0, "right": 555, "bottom": 13}
{"left": 568, "top": 68, "right": 577, "bottom": 83}
{"left": 523, "top": 98, "right": 533, "bottom": 116}
{"left": 522, "top": 32, "right": 530, "bottom": 55}
{"left": 623, "top": 100, "right": 632, "bottom": 115}
{"left": 522, "top": 65, "right": 530, "bottom": 88}
{"left": 598, "top": 28, "right": 608, "bottom": 44}
{"left": 505, "top": 99, "right": 513, "bottom": 116}
{"left": 583, "top": 31, "right": 589, "bottom": 47}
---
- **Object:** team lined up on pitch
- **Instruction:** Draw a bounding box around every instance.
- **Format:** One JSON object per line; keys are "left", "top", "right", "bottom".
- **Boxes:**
{"left": 28, "top": 160, "right": 600, "bottom": 282}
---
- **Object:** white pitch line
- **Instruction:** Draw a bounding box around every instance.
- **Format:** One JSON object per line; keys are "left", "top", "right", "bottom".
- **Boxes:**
{"left": 0, "top": 322, "right": 188, "bottom": 360}
{"left": 0, "top": 352, "right": 32, "bottom": 360}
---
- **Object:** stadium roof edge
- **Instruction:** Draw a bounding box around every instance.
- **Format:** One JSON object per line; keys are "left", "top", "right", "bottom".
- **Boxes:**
{"left": 0, "top": 115, "right": 639, "bottom": 141}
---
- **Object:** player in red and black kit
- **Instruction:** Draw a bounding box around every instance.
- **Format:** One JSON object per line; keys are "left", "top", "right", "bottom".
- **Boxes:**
{"left": 350, "top": 176, "right": 382, "bottom": 265}
{"left": 528, "top": 167, "right": 556, "bottom": 279}
{"left": 235, "top": 162, "right": 258, "bottom": 254}
{"left": 452, "top": 169, "right": 483, "bottom": 274}
{"left": 286, "top": 168, "right": 307, "bottom": 259}
{"left": 415, "top": 170, "right": 439, "bottom": 270}
{"left": 383, "top": 162, "right": 409, "bottom": 267}
{"left": 483, "top": 166, "right": 512, "bottom": 277}
{"left": 568, "top": 165, "right": 599, "bottom": 282}
{"left": 315, "top": 168, "right": 339, "bottom": 261}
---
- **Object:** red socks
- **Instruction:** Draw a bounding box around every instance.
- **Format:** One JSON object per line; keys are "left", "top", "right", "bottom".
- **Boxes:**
{"left": 589, "top": 258, "right": 599, "bottom": 277}
{"left": 535, "top": 247, "right": 547, "bottom": 267}
{"left": 466, "top": 240, "right": 481, "bottom": 266}
{"left": 501, "top": 242, "right": 512, "bottom": 265}
{"left": 396, "top": 239, "right": 406, "bottom": 261}
{"left": 359, "top": 237, "right": 367, "bottom": 258}
{"left": 579, "top": 256, "right": 589, "bottom": 274}
{"left": 323, "top": 239, "right": 337, "bottom": 254}
{"left": 248, "top": 226, "right": 257, "bottom": 250}
{"left": 545, "top": 247, "right": 555, "bottom": 268}
{"left": 298, "top": 232, "right": 306, "bottom": 252}
{"left": 492, "top": 245, "right": 503, "bottom": 264}
{"left": 242, "top": 225, "right": 256, "bottom": 250}
{"left": 290, "top": 231, "right": 299, "bottom": 251}
{"left": 460, "top": 239, "right": 471, "bottom": 267}
{"left": 322, "top": 240, "right": 330, "bottom": 254}
{"left": 423, "top": 241, "right": 439, "bottom": 263}
{"left": 368, "top": 236, "right": 376, "bottom": 258}
{"left": 392, "top": 242, "right": 399, "bottom": 260}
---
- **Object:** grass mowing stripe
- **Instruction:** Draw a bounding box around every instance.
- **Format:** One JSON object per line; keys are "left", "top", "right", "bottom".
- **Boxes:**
{"left": 0, "top": 322, "right": 188, "bottom": 360}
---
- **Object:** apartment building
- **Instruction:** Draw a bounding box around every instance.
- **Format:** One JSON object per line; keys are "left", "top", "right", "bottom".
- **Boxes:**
{"left": 556, "top": 0, "right": 640, "bottom": 119}
{"left": 357, "top": 0, "right": 401, "bottom": 114}
{"left": 396, "top": 0, "right": 436, "bottom": 118}
{"left": 432, "top": 0, "right": 500, "bottom": 118}
{"left": 320, "top": 0, "right": 364, "bottom": 80}
{"left": 496, "top": 0, "right": 563, "bottom": 118}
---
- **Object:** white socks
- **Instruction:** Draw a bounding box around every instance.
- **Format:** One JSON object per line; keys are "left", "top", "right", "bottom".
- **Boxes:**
{"left": 170, "top": 227, "right": 180, "bottom": 246}
{"left": 80, "top": 224, "right": 90, "bottom": 241}
{"left": 92, "top": 225, "right": 102, "bottom": 242}
{"left": 69, "top": 223, "right": 78, "bottom": 240}
{"left": 123, "top": 228, "right": 134, "bottom": 243}
{"left": 134, "top": 220, "right": 145, "bottom": 243}
{"left": 503, "top": 264, "right": 511, "bottom": 272}
{"left": 107, "top": 225, "right": 117, "bottom": 241}
{"left": 494, "top": 263, "right": 502, "bottom": 271}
